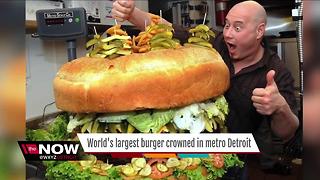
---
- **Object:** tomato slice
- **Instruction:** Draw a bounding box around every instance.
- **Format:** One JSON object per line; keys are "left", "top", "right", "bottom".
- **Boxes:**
{"left": 185, "top": 164, "right": 199, "bottom": 170}
{"left": 147, "top": 158, "right": 167, "bottom": 166}
{"left": 148, "top": 164, "right": 173, "bottom": 179}
{"left": 212, "top": 154, "right": 224, "bottom": 168}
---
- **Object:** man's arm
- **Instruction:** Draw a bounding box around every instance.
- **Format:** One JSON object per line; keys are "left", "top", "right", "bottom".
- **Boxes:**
{"left": 112, "top": 1, "right": 170, "bottom": 31}
{"left": 252, "top": 70, "right": 299, "bottom": 141}
{"left": 270, "top": 98, "right": 299, "bottom": 140}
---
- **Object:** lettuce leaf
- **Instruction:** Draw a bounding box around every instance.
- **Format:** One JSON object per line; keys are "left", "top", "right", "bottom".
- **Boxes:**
{"left": 150, "top": 109, "right": 174, "bottom": 133}
{"left": 45, "top": 161, "right": 92, "bottom": 180}
{"left": 48, "top": 113, "right": 68, "bottom": 140}
{"left": 127, "top": 112, "right": 153, "bottom": 133}
{"left": 105, "top": 167, "right": 123, "bottom": 180}
{"left": 203, "top": 161, "right": 227, "bottom": 180}
{"left": 202, "top": 154, "right": 244, "bottom": 180}
{"left": 223, "top": 154, "right": 244, "bottom": 169}
{"left": 202, "top": 102, "right": 219, "bottom": 119}
{"left": 26, "top": 129, "right": 54, "bottom": 141}
{"left": 127, "top": 110, "right": 174, "bottom": 133}
{"left": 67, "top": 114, "right": 95, "bottom": 133}
{"left": 46, "top": 161, "right": 118, "bottom": 180}
{"left": 202, "top": 96, "right": 228, "bottom": 119}
{"left": 96, "top": 112, "right": 135, "bottom": 123}
{"left": 214, "top": 96, "right": 229, "bottom": 115}
{"left": 27, "top": 113, "right": 69, "bottom": 141}
{"left": 173, "top": 167, "right": 206, "bottom": 180}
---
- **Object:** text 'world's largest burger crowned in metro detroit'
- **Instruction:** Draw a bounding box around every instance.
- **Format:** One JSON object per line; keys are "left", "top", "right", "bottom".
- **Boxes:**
{"left": 29, "top": 15, "right": 245, "bottom": 179}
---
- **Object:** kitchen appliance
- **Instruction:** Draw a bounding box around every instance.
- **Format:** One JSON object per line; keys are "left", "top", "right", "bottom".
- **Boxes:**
{"left": 36, "top": 8, "right": 87, "bottom": 61}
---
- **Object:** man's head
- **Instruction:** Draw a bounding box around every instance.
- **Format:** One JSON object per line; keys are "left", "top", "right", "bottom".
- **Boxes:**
{"left": 223, "top": 1, "right": 267, "bottom": 61}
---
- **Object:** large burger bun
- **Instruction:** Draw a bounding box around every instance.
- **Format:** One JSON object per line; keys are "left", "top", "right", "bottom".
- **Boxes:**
{"left": 53, "top": 46, "right": 229, "bottom": 113}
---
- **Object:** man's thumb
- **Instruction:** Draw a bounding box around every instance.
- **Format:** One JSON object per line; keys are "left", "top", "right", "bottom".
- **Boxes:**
{"left": 266, "top": 70, "right": 275, "bottom": 86}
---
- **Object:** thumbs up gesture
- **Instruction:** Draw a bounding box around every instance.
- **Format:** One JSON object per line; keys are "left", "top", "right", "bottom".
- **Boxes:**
{"left": 251, "top": 70, "right": 286, "bottom": 115}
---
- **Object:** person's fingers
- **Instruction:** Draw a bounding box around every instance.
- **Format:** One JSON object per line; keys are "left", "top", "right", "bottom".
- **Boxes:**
{"left": 118, "top": 0, "right": 134, "bottom": 8}
{"left": 111, "top": 9, "right": 127, "bottom": 21}
{"left": 256, "top": 109, "right": 264, "bottom": 114}
{"left": 113, "top": 1, "right": 121, "bottom": 11}
{"left": 111, "top": 7, "right": 117, "bottom": 17}
{"left": 253, "top": 102, "right": 264, "bottom": 109}
{"left": 251, "top": 96, "right": 265, "bottom": 104}
{"left": 113, "top": 15, "right": 125, "bottom": 22}
{"left": 252, "top": 88, "right": 267, "bottom": 96}
{"left": 113, "top": 1, "right": 132, "bottom": 14}
{"left": 113, "top": 0, "right": 118, "bottom": 8}
{"left": 266, "top": 70, "right": 276, "bottom": 86}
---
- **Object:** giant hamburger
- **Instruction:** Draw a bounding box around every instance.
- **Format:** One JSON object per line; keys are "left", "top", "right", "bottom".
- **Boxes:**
{"left": 53, "top": 22, "right": 231, "bottom": 135}
{"left": 28, "top": 19, "right": 244, "bottom": 179}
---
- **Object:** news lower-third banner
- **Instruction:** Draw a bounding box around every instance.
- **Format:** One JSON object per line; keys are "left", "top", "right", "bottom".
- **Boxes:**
{"left": 19, "top": 133, "right": 260, "bottom": 160}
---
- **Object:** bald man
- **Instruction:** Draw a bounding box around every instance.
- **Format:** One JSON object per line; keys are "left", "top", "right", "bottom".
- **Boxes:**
{"left": 220, "top": 0, "right": 298, "bottom": 136}
{"left": 112, "top": 0, "right": 299, "bottom": 179}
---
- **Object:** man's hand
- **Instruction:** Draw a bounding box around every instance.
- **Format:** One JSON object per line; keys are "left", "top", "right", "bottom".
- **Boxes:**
{"left": 112, "top": 0, "right": 135, "bottom": 22}
{"left": 252, "top": 70, "right": 286, "bottom": 115}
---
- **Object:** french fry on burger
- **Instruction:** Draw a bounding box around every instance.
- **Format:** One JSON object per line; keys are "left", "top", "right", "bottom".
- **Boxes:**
{"left": 132, "top": 14, "right": 181, "bottom": 53}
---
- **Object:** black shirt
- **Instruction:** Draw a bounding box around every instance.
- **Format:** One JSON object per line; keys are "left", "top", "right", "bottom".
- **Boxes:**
{"left": 173, "top": 25, "right": 298, "bottom": 134}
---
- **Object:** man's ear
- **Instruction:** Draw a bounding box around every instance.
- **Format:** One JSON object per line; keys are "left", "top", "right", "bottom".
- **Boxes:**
{"left": 256, "top": 23, "right": 265, "bottom": 40}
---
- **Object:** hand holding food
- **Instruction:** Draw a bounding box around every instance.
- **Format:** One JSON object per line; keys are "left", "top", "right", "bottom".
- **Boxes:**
{"left": 112, "top": 0, "right": 135, "bottom": 22}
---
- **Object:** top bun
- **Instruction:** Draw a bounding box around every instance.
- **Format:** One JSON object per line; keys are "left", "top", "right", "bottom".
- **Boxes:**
{"left": 53, "top": 46, "right": 229, "bottom": 113}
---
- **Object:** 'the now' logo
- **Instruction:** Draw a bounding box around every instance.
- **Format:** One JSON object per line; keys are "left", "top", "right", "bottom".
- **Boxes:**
{"left": 39, "top": 144, "right": 79, "bottom": 155}
{"left": 26, "top": 144, "right": 38, "bottom": 154}
{"left": 20, "top": 143, "right": 80, "bottom": 155}
{"left": 19, "top": 141, "right": 81, "bottom": 161}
